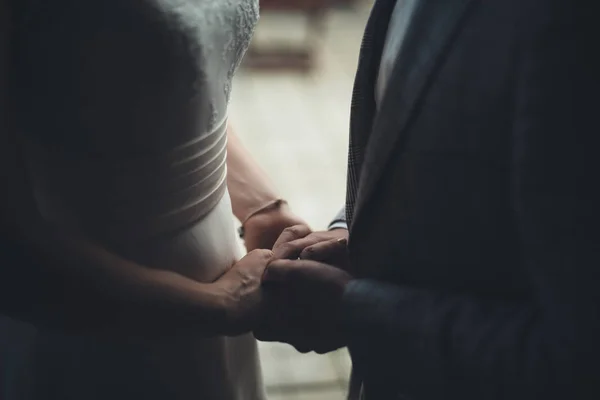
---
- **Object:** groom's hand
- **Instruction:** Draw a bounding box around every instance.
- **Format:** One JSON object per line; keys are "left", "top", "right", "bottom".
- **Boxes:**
{"left": 256, "top": 258, "right": 353, "bottom": 354}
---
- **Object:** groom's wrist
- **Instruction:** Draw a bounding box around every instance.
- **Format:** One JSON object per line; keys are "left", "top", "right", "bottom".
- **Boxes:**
{"left": 339, "top": 279, "right": 402, "bottom": 343}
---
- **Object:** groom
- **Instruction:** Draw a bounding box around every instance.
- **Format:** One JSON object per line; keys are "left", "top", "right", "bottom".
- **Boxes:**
{"left": 257, "top": 0, "right": 600, "bottom": 399}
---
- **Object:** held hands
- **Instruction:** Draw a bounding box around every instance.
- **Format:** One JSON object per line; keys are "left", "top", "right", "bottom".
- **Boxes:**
{"left": 216, "top": 224, "right": 353, "bottom": 352}
{"left": 255, "top": 225, "right": 353, "bottom": 354}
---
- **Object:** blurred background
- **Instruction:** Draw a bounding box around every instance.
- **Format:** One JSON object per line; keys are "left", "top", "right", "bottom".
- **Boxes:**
{"left": 230, "top": 0, "right": 372, "bottom": 398}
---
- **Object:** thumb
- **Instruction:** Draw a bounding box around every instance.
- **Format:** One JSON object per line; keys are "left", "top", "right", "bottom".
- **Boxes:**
{"left": 263, "top": 259, "right": 331, "bottom": 284}
{"left": 262, "top": 259, "right": 296, "bottom": 283}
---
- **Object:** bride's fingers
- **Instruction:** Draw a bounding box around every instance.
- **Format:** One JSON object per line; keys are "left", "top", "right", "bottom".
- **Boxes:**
{"left": 272, "top": 225, "right": 311, "bottom": 250}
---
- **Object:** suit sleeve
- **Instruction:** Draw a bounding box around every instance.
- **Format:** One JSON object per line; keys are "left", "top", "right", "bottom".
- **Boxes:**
{"left": 341, "top": 4, "right": 600, "bottom": 399}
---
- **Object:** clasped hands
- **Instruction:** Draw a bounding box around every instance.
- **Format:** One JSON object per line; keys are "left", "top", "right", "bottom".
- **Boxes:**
{"left": 256, "top": 226, "right": 353, "bottom": 354}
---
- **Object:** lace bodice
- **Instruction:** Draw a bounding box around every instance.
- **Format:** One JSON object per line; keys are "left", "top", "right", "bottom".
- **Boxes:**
{"left": 11, "top": 0, "right": 259, "bottom": 244}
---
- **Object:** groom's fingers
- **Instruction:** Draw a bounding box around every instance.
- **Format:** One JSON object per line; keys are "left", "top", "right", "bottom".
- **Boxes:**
{"left": 273, "top": 236, "right": 323, "bottom": 260}
{"left": 300, "top": 238, "right": 347, "bottom": 262}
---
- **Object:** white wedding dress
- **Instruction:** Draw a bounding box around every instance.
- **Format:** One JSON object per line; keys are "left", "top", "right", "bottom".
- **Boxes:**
{"left": 2, "top": 0, "right": 264, "bottom": 399}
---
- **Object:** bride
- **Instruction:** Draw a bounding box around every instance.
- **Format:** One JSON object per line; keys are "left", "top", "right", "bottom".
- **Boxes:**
{"left": 0, "top": 0, "right": 304, "bottom": 399}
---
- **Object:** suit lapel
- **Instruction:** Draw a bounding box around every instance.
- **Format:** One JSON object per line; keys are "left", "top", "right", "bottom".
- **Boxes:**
{"left": 344, "top": 0, "right": 397, "bottom": 228}
{"left": 348, "top": 0, "right": 398, "bottom": 153}
{"left": 351, "top": 0, "right": 477, "bottom": 231}
{"left": 344, "top": 3, "right": 399, "bottom": 398}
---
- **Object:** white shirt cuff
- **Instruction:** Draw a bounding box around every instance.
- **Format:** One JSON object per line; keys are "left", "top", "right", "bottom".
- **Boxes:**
{"left": 328, "top": 221, "right": 349, "bottom": 231}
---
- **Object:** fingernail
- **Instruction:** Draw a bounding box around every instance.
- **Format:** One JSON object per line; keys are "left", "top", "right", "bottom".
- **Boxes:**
{"left": 337, "top": 238, "right": 348, "bottom": 245}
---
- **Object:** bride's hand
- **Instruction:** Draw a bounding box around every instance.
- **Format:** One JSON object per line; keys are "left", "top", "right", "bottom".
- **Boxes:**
{"left": 242, "top": 203, "right": 307, "bottom": 252}
{"left": 215, "top": 249, "right": 273, "bottom": 336}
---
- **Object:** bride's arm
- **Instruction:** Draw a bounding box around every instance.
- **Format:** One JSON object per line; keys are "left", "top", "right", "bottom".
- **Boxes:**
{"left": 1, "top": 219, "right": 269, "bottom": 337}
{"left": 1, "top": 221, "right": 226, "bottom": 335}
{"left": 226, "top": 124, "right": 306, "bottom": 250}
{"left": 0, "top": 3, "right": 267, "bottom": 337}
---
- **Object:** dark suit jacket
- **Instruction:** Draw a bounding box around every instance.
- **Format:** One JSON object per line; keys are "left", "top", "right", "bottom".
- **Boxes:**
{"left": 339, "top": 0, "right": 600, "bottom": 399}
